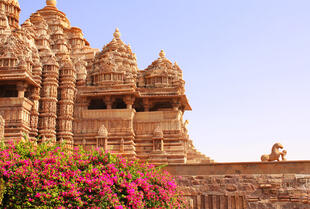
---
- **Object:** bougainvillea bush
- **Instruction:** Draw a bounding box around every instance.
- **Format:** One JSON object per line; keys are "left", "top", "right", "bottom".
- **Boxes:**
{"left": 0, "top": 140, "right": 186, "bottom": 208}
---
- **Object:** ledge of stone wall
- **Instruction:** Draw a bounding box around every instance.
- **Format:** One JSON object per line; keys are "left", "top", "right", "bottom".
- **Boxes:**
{"left": 165, "top": 161, "right": 310, "bottom": 175}
{"left": 165, "top": 161, "right": 310, "bottom": 209}
{"left": 175, "top": 174, "right": 310, "bottom": 209}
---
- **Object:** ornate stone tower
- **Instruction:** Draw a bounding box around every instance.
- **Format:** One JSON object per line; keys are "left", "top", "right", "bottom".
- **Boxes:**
{"left": 0, "top": 0, "right": 213, "bottom": 164}
{"left": 26, "top": 0, "right": 97, "bottom": 146}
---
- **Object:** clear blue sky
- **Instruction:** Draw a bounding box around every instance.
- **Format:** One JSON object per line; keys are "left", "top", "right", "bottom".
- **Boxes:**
{"left": 19, "top": 0, "right": 310, "bottom": 162}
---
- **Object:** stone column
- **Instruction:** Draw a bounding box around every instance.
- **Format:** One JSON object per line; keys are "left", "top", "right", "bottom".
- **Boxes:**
{"left": 172, "top": 98, "right": 180, "bottom": 111}
{"left": 0, "top": 115, "right": 5, "bottom": 140}
{"left": 38, "top": 56, "right": 59, "bottom": 141}
{"left": 143, "top": 98, "right": 151, "bottom": 112}
{"left": 124, "top": 95, "right": 135, "bottom": 109}
{"left": 105, "top": 96, "right": 112, "bottom": 109}
{"left": 57, "top": 56, "right": 76, "bottom": 149}
{"left": 16, "top": 82, "right": 27, "bottom": 98}
{"left": 29, "top": 88, "right": 40, "bottom": 140}
{"left": 120, "top": 138, "right": 124, "bottom": 153}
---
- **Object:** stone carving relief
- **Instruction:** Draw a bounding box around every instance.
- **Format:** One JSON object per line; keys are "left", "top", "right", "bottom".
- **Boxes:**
{"left": 153, "top": 125, "right": 163, "bottom": 139}
{"left": 153, "top": 126, "right": 164, "bottom": 151}
{"left": 153, "top": 139, "right": 163, "bottom": 151}
{"left": 98, "top": 124, "right": 108, "bottom": 138}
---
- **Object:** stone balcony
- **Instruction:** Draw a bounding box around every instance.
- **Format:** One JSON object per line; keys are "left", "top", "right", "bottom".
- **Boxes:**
{"left": 134, "top": 110, "right": 183, "bottom": 135}
{"left": 134, "top": 110, "right": 182, "bottom": 122}
{"left": 0, "top": 67, "right": 39, "bottom": 87}
{"left": 81, "top": 109, "right": 135, "bottom": 120}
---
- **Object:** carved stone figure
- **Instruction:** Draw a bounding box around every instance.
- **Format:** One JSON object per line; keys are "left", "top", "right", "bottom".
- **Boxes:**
{"left": 98, "top": 124, "right": 108, "bottom": 138}
{"left": 261, "top": 143, "right": 286, "bottom": 162}
{"left": 153, "top": 139, "right": 163, "bottom": 151}
{"left": 153, "top": 126, "right": 164, "bottom": 151}
{"left": 153, "top": 126, "right": 163, "bottom": 139}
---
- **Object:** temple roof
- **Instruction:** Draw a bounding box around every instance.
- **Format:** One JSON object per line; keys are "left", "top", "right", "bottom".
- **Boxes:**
{"left": 146, "top": 50, "right": 174, "bottom": 72}
{"left": 92, "top": 28, "right": 138, "bottom": 74}
{"left": 144, "top": 50, "right": 183, "bottom": 80}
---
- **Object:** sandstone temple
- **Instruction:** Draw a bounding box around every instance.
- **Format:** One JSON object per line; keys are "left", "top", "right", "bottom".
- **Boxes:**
{"left": 2, "top": 1, "right": 310, "bottom": 208}
{"left": 0, "top": 0, "right": 211, "bottom": 164}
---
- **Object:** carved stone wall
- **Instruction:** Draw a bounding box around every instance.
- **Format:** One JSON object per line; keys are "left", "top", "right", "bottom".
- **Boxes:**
{"left": 178, "top": 174, "right": 310, "bottom": 209}
{"left": 166, "top": 162, "right": 310, "bottom": 209}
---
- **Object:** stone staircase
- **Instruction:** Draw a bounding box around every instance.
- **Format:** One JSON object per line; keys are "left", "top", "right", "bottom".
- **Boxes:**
{"left": 186, "top": 140, "right": 214, "bottom": 164}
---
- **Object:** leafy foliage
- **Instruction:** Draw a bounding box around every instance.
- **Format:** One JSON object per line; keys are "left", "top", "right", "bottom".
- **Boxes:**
{"left": 0, "top": 139, "right": 186, "bottom": 208}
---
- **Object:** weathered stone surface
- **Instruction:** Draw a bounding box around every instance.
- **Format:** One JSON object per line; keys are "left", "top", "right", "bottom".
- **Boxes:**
{"left": 166, "top": 163, "right": 310, "bottom": 209}
{"left": 176, "top": 174, "right": 310, "bottom": 209}
{"left": 0, "top": 0, "right": 212, "bottom": 164}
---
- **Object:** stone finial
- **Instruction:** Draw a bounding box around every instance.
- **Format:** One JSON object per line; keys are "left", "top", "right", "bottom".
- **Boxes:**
{"left": 113, "top": 28, "right": 121, "bottom": 40}
{"left": 159, "top": 50, "right": 166, "bottom": 59}
{"left": 98, "top": 124, "right": 108, "bottom": 138}
{"left": 153, "top": 126, "right": 163, "bottom": 138}
{"left": 261, "top": 142, "right": 286, "bottom": 162}
{"left": 46, "top": 0, "right": 57, "bottom": 7}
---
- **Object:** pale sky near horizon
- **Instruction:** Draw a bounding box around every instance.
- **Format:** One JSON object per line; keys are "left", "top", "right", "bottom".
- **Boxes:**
{"left": 19, "top": 0, "right": 310, "bottom": 162}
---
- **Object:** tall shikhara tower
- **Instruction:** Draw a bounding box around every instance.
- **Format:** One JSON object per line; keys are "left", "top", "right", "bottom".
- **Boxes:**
{"left": 0, "top": 0, "right": 213, "bottom": 164}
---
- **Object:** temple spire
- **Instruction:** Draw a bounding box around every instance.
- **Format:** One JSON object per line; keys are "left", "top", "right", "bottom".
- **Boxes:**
{"left": 46, "top": 0, "right": 57, "bottom": 7}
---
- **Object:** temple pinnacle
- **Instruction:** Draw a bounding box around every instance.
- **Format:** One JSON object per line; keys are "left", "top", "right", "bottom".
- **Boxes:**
{"left": 46, "top": 0, "right": 57, "bottom": 7}
{"left": 113, "top": 28, "right": 121, "bottom": 40}
{"left": 159, "top": 50, "right": 166, "bottom": 58}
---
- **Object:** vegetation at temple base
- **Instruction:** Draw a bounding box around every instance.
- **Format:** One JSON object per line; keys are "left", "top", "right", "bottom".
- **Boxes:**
{"left": 0, "top": 139, "right": 186, "bottom": 208}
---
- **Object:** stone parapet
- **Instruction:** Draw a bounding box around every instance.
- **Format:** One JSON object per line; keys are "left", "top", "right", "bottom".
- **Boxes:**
{"left": 165, "top": 162, "right": 310, "bottom": 209}
{"left": 166, "top": 161, "right": 310, "bottom": 175}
